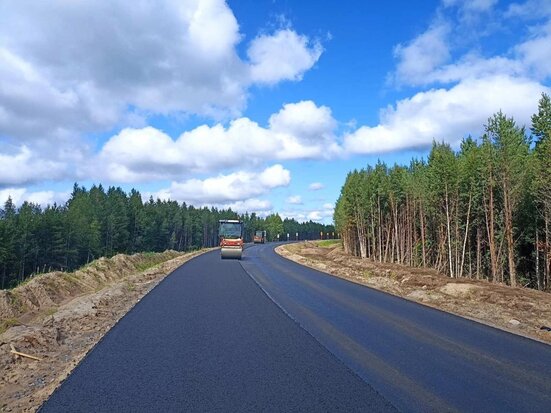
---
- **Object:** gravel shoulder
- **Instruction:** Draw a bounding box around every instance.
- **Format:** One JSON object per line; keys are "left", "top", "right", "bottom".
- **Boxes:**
{"left": 276, "top": 241, "right": 551, "bottom": 345}
{"left": 0, "top": 249, "right": 209, "bottom": 413}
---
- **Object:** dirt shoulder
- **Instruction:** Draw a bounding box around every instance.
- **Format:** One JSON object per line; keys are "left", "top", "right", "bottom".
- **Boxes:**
{"left": 276, "top": 241, "right": 551, "bottom": 345}
{"left": 0, "top": 249, "right": 209, "bottom": 413}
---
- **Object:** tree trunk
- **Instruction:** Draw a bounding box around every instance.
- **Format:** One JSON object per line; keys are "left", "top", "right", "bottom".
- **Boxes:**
{"left": 355, "top": 206, "right": 367, "bottom": 259}
{"left": 420, "top": 200, "right": 426, "bottom": 267}
{"left": 546, "top": 212, "right": 550, "bottom": 290}
{"left": 484, "top": 185, "right": 498, "bottom": 282}
{"left": 503, "top": 184, "right": 516, "bottom": 287}
{"left": 371, "top": 202, "right": 377, "bottom": 261}
{"left": 459, "top": 191, "right": 472, "bottom": 279}
{"left": 378, "top": 196, "right": 383, "bottom": 262}
{"left": 445, "top": 185, "right": 454, "bottom": 278}
{"left": 391, "top": 196, "right": 400, "bottom": 263}
{"left": 536, "top": 225, "right": 541, "bottom": 290}
{"left": 476, "top": 226, "right": 481, "bottom": 280}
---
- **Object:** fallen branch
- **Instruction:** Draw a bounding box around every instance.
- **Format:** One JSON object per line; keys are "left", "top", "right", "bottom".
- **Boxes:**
{"left": 10, "top": 344, "right": 41, "bottom": 361}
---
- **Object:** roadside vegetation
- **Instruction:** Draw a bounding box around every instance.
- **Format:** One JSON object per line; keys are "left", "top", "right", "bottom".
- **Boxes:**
{"left": 334, "top": 93, "right": 551, "bottom": 291}
{"left": 0, "top": 187, "right": 333, "bottom": 289}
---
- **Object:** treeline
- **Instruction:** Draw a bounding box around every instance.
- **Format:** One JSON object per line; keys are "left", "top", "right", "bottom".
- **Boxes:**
{"left": 0, "top": 185, "right": 334, "bottom": 289}
{"left": 334, "top": 93, "right": 551, "bottom": 291}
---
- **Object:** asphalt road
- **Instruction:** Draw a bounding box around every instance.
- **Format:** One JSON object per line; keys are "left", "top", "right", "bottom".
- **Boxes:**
{"left": 243, "top": 243, "right": 551, "bottom": 413}
{"left": 40, "top": 243, "right": 551, "bottom": 412}
{"left": 39, "top": 246, "right": 395, "bottom": 413}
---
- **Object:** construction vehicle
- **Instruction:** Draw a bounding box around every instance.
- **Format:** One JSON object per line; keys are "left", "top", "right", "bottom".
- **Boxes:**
{"left": 219, "top": 219, "right": 244, "bottom": 259}
{"left": 253, "top": 230, "right": 267, "bottom": 244}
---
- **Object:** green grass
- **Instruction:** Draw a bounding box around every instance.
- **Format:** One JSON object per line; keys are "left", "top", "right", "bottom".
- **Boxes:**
{"left": 316, "top": 239, "right": 342, "bottom": 247}
{"left": 363, "top": 270, "right": 374, "bottom": 278}
{"left": 45, "top": 307, "right": 58, "bottom": 317}
{"left": 124, "top": 281, "right": 136, "bottom": 292}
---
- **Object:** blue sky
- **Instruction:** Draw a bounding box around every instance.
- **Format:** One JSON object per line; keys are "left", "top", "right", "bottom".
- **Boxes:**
{"left": 1, "top": 0, "right": 550, "bottom": 223}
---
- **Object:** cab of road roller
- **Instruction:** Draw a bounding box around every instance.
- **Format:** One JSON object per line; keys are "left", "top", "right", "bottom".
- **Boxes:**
{"left": 219, "top": 219, "right": 244, "bottom": 259}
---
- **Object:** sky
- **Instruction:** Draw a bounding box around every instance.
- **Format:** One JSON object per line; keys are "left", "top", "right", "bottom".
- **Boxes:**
{"left": 0, "top": 0, "right": 550, "bottom": 224}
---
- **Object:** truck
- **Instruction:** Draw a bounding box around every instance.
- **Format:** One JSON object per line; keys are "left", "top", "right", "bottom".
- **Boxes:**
{"left": 253, "top": 230, "right": 267, "bottom": 244}
{"left": 219, "top": 219, "right": 244, "bottom": 259}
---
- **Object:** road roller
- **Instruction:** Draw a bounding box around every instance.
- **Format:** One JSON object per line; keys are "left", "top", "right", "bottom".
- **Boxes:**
{"left": 219, "top": 219, "right": 244, "bottom": 259}
{"left": 253, "top": 230, "right": 266, "bottom": 244}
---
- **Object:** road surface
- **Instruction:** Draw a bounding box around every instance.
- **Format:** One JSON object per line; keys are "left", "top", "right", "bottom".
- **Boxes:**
{"left": 40, "top": 243, "right": 551, "bottom": 412}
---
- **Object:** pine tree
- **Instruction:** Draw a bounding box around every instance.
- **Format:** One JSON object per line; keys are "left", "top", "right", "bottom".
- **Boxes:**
{"left": 531, "top": 93, "right": 551, "bottom": 289}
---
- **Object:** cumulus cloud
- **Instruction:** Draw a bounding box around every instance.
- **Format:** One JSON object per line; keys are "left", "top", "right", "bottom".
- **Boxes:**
{"left": 505, "top": 0, "right": 551, "bottom": 18}
{"left": 393, "top": 0, "right": 551, "bottom": 88}
{"left": 218, "top": 199, "right": 272, "bottom": 214}
{"left": 443, "top": 0, "right": 498, "bottom": 13}
{"left": 0, "top": 0, "right": 323, "bottom": 141}
{"left": 286, "top": 195, "right": 303, "bottom": 205}
{"left": 0, "top": 188, "right": 69, "bottom": 207}
{"left": 369, "top": 0, "right": 551, "bottom": 155}
{"left": 269, "top": 100, "right": 336, "bottom": 145}
{"left": 248, "top": 29, "right": 323, "bottom": 84}
{"left": 0, "top": 145, "right": 69, "bottom": 186}
{"left": 87, "top": 100, "right": 338, "bottom": 182}
{"left": 153, "top": 164, "right": 290, "bottom": 204}
{"left": 345, "top": 76, "right": 548, "bottom": 154}
{"left": 393, "top": 23, "right": 451, "bottom": 86}
{"left": 308, "top": 182, "right": 324, "bottom": 191}
{"left": 281, "top": 202, "right": 334, "bottom": 224}
{"left": 514, "top": 21, "right": 551, "bottom": 80}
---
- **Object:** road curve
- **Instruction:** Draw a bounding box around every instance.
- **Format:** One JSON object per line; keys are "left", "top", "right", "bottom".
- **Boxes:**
{"left": 39, "top": 246, "right": 395, "bottom": 412}
{"left": 243, "top": 243, "right": 551, "bottom": 413}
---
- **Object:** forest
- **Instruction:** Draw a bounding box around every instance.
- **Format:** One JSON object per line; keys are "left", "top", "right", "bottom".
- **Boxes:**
{"left": 0, "top": 185, "right": 334, "bottom": 289}
{"left": 334, "top": 93, "right": 551, "bottom": 291}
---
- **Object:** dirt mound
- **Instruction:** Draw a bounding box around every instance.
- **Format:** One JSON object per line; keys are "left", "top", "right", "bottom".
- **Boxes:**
{"left": 440, "top": 283, "right": 480, "bottom": 297}
{"left": 0, "top": 252, "right": 180, "bottom": 324}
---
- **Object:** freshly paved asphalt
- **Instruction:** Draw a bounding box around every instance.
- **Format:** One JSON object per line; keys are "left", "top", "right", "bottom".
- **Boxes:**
{"left": 40, "top": 243, "right": 551, "bottom": 412}
{"left": 243, "top": 243, "right": 551, "bottom": 413}
{"left": 39, "top": 246, "right": 395, "bottom": 412}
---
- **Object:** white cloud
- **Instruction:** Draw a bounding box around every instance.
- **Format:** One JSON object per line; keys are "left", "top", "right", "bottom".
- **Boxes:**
{"left": 88, "top": 101, "right": 338, "bottom": 182}
{"left": 0, "top": 1, "right": 322, "bottom": 141}
{"left": 308, "top": 182, "right": 324, "bottom": 191}
{"left": 442, "top": 0, "right": 498, "bottom": 25}
{"left": 0, "top": 188, "right": 26, "bottom": 205}
{"left": 269, "top": 100, "right": 336, "bottom": 145}
{"left": 345, "top": 75, "right": 548, "bottom": 154}
{"left": 307, "top": 211, "right": 323, "bottom": 221}
{"left": 375, "top": 0, "right": 551, "bottom": 155}
{"left": 248, "top": 29, "right": 323, "bottom": 85}
{"left": 307, "top": 202, "right": 334, "bottom": 222}
{"left": 393, "top": 1, "right": 551, "bottom": 88}
{"left": 280, "top": 202, "right": 334, "bottom": 224}
{"left": 154, "top": 164, "right": 290, "bottom": 204}
{"left": 286, "top": 195, "right": 303, "bottom": 205}
{"left": 515, "top": 21, "right": 551, "bottom": 80}
{"left": 0, "top": 145, "right": 69, "bottom": 186}
{"left": 443, "top": 0, "right": 498, "bottom": 12}
{"left": 505, "top": 0, "right": 551, "bottom": 18}
{"left": 219, "top": 198, "right": 272, "bottom": 214}
{"left": 0, "top": 188, "right": 69, "bottom": 207}
{"left": 393, "top": 23, "right": 451, "bottom": 86}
